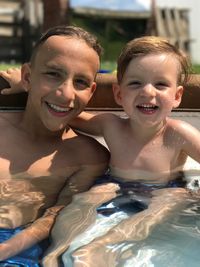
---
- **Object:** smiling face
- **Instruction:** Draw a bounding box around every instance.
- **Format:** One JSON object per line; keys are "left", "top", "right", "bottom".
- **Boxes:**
{"left": 113, "top": 53, "right": 183, "bottom": 128}
{"left": 22, "top": 36, "right": 99, "bottom": 132}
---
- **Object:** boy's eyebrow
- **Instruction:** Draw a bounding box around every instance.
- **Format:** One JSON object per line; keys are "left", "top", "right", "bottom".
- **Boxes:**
{"left": 44, "top": 63, "right": 66, "bottom": 73}
{"left": 44, "top": 63, "right": 94, "bottom": 82}
{"left": 77, "top": 74, "right": 93, "bottom": 83}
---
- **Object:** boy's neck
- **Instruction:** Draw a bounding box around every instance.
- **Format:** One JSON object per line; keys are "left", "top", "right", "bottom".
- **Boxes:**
{"left": 18, "top": 110, "right": 69, "bottom": 141}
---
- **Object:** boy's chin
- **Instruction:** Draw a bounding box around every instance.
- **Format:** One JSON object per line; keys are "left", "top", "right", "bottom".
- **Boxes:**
{"left": 44, "top": 122, "right": 67, "bottom": 133}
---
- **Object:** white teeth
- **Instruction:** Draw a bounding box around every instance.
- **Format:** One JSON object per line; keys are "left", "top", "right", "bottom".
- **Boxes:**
{"left": 141, "top": 104, "right": 155, "bottom": 108}
{"left": 47, "top": 103, "right": 72, "bottom": 112}
{"left": 138, "top": 104, "right": 158, "bottom": 110}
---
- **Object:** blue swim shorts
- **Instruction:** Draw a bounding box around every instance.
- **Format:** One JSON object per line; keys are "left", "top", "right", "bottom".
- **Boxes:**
{"left": 0, "top": 226, "right": 49, "bottom": 267}
{"left": 95, "top": 173, "right": 186, "bottom": 216}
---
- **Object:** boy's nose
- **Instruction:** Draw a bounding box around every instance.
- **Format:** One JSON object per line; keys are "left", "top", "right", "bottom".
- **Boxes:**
{"left": 57, "top": 81, "right": 75, "bottom": 101}
{"left": 141, "top": 84, "right": 156, "bottom": 97}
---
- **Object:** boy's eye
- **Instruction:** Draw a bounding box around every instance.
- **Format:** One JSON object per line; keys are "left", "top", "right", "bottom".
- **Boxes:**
{"left": 45, "top": 71, "right": 61, "bottom": 79}
{"left": 155, "top": 82, "right": 169, "bottom": 89}
{"left": 128, "top": 81, "right": 141, "bottom": 88}
{"left": 75, "top": 79, "right": 90, "bottom": 90}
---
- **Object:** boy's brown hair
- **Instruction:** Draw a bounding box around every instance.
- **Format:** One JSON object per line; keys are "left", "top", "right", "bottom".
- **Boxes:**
{"left": 117, "top": 36, "right": 191, "bottom": 86}
{"left": 30, "top": 25, "right": 102, "bottom": 65}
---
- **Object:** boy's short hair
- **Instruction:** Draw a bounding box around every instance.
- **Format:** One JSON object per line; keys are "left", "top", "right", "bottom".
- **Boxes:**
{"left": 117, "top": 36, "right": 191, "bottom": 86}
{"left": 30, "top": 25, "right": 102, "bottom": 64}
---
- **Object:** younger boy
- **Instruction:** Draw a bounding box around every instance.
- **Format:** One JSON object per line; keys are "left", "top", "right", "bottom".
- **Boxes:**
{"left": 70, "top": 36, "right": 200, "bottom": 183}
{"left": 0, "top": 25, "right": 109, "bottom": 265}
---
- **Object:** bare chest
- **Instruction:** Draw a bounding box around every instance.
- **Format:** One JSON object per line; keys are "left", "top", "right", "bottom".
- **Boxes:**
{"left": 0, "top": 132, "right": 79, "bottom": 176}
{"left": 109, "top": 136, "right": 185, "bottom": 173}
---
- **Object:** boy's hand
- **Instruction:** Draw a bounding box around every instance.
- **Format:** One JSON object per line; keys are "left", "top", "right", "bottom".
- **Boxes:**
{"left": 0, "top": 68, "right": 27, "bottom": 95}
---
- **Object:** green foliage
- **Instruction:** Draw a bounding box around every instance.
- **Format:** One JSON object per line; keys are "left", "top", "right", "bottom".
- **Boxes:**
{"left": 0, "top": 64, "right": 20, "bottom": 70}
{"left": 192, "top": 65, "right": 200, "bottom": 74}
{"left": 71, "top": 15, "right": 147, "bottom": 62}
{"left": 100, "top": 61, "right": 117, "bottom": 72}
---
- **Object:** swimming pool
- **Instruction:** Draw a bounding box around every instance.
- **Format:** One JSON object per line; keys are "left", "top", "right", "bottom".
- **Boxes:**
{"left": 61, "top": 192, "right": 200, "bottom": 267}
{"left": 55, "top": 166, "right": 200, "bottom": 267}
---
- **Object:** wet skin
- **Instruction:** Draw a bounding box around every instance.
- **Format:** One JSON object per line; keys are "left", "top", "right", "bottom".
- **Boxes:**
{"left": 0, "top": 35, "right": 109, "bottom": 260}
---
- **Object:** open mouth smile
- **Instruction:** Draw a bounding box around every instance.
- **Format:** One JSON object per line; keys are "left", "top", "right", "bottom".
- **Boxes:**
{"left": 136, "top": 104, "right": 159, "bottom": 114}
{"left": 46, "top": 102, "right": 74, "bottom": 116}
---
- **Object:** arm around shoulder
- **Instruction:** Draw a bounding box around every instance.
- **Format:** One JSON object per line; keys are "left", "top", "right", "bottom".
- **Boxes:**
{"left": 0, "top": 67, "right": 26, "bottom": 95}
{"left": 69, "top": 111, "right": 117, "bottom": 136}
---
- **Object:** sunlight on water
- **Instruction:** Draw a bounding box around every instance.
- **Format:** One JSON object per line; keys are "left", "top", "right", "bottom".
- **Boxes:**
{"left": 62, "top": 212, "right": 129, "bottom": 266}
{"left": 62, "top": 199, "right": 200, "bottom": 267}
{"left": 59, "top": 158, "right": 200, "bottom": 267}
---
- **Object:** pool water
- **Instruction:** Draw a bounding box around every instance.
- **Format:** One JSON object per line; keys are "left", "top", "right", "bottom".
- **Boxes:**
{"left": 61, "top": 177, "right": 200, "bottom": 267}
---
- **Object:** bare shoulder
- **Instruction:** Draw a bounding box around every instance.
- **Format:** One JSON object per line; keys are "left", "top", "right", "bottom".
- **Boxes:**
{"left": 98, "top": 111, "right": 126, "bottom": 129}
{"left": 167, "top": 117, "right": 200, "bottom": 136}
{"left": 0, "top": 112, "right": 12, "bottom": 125}
{"left": 0, "top": 112, "right": 22, "bottom": 127}
{"left": 96, "top": 112, "right": 122, "bottom": 123}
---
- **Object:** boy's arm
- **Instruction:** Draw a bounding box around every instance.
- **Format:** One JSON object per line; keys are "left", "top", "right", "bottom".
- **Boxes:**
{"left": 0, "top": 204, "right": 64, "bottom": 261}
{"left": 0, "top": 162, "right": 108, "bottom": 261}
{"left": 0, "top": 67, "right": 26, "bottom": 95}
{"left": 177, "top": 120, "right": 200, "bottom": 163}
{"left": 42, "top": 158, "right": 109, "bottom": 267}
{"left": 70, "top": 111, "right": 114, "bottom": 136}
{"left": 42, "top": 183, "right": 119, "bottom": 267}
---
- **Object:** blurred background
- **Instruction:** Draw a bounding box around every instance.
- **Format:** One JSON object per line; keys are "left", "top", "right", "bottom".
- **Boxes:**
{"left": 0, "top": 0, "right": 200, "bottom": 72}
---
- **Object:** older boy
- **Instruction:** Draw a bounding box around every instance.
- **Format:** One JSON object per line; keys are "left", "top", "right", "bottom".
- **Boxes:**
{"left": 0, "top": 25, "right": 109, "bottom": 265}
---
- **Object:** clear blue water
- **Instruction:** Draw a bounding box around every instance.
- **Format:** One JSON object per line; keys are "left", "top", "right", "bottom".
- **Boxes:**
{"left": 61, "top": 185, "right": 200, "bottom": 267}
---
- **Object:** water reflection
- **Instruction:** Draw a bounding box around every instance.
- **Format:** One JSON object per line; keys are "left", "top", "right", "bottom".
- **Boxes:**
{"left": 62, "top": 196, "right": 200, "bottom": 267}
{"left": 0, "top": 179, "right": 45, "bottom": 228}
{"left": 42, "top": 169, "right": 200, "bottom": 267}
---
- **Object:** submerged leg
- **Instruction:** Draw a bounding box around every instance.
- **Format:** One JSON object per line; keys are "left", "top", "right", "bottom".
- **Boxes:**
{"left": 42, "top": 183, "right": 120, "bottom": 267}
{"left": 73, "top": 188, "right": 188, "bottom": 267}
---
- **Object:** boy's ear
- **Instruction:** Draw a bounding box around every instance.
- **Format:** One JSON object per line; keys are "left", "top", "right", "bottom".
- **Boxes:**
{"left": 91, "top": 82, "right": 96, "bottom": 95}
{"left": 112, "top": 83, "right": 122, "bottom": 106}
{"left": 21, "top": 63, "right": 31, "bottom": 91}
{"left": 87, "top": 82, "right": 96, "bottom": 102}
{"left": 173, "top": 85, "right": 183, "bottom": 108}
